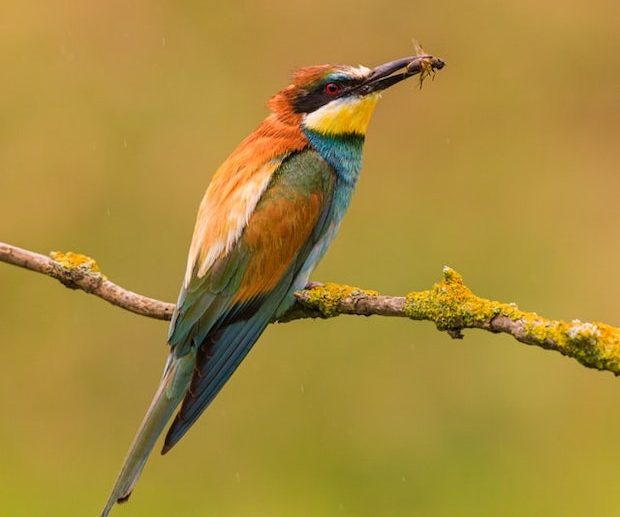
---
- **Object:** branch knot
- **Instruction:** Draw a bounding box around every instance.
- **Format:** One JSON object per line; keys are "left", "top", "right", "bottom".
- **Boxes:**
{"left": 404, "top": 266, "right": 501, "bottom": 337}
{"left": 49, "top": 251, "right": 106, "bottom": 291}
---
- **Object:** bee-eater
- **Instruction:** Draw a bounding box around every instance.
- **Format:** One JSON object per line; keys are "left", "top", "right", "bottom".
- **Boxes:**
{"left": 102, "top": 54, "right": 444, "bottom": 516}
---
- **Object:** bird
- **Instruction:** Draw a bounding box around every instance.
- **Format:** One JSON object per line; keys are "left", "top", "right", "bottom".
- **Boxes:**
{"left": 102, "top": 53, "right": 445, "bottom": 516}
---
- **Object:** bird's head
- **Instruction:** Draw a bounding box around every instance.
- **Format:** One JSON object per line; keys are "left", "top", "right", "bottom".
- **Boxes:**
{"left": 269, "top": 55, "right": 445, "bottom": 137}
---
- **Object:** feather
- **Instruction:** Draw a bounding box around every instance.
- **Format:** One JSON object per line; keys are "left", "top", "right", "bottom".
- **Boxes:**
{"left": 100, "top": 352, "right": 195, "bottom": 517}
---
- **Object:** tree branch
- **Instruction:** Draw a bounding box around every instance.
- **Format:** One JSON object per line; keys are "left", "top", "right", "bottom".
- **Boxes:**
{"left": 0, "top": 242, "right": 174, "bottom": 320}
{"left": 2, "top": 241, "right": 619, "bottom": 376}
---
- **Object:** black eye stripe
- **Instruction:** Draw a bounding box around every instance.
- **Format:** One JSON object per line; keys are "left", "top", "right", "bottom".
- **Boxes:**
{"left": 292, "top": 78, "right": 364, "bottom": 114}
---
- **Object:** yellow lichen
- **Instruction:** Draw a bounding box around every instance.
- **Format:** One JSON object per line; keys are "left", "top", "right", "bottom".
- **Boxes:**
{"left": 302, "top": 282, "right": 379, "bottom": 318}
{"left": 404, "top": 266, "right": 514, "bottom": 329}
{"left": 404, "top": 266, "right": 620, "bottom": 375}
{"left": 50, "top": 251, "right": 106, "bottom": 278}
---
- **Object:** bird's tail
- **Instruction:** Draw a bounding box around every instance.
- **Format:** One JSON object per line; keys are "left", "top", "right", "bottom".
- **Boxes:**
{"left": 101, "top": 352, "right": 195, "bottom": 517}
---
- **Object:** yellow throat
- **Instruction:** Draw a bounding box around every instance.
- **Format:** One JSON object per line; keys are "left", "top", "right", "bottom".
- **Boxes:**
{"left": 303, "top": 93, "right": 380, "bottom": 136}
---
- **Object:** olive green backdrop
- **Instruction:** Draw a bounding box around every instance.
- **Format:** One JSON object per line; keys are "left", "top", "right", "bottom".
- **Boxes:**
{"left": 1, "top": 1, "right": 619, "bottom": 515}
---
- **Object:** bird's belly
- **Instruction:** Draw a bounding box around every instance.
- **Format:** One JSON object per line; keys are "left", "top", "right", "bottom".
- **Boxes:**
{"left": 274, "top": 220, "right": 341, "bottom": 318}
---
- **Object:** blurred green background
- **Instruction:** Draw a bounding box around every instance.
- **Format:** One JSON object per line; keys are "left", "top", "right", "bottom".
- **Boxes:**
{"left": 1, "top": 1, "right": 619, "bottom": 515}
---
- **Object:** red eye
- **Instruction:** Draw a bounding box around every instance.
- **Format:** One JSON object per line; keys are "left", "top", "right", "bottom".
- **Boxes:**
{"left": 324, "top": 82, "right": 342, "bottom": 95}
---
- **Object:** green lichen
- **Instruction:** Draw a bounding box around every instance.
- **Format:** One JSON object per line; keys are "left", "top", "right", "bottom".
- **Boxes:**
{"left": 50, "top": 250, "right": 106, "bottom": 279}
{"left": 302, "top": 282, "right": 379, "bottom": 318}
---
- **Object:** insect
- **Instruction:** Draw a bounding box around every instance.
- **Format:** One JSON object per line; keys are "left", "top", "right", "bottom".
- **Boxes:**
{"left": 409, "top": 38, "right": 442, "bottom": 88}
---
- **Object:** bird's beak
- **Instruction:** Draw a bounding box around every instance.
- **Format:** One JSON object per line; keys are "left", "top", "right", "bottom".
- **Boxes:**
{"left": 359, "top": 55, "right": 445, "bottom": 94}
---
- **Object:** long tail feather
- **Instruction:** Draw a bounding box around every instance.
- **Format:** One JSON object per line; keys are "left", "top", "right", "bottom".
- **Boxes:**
{"left": 101, "top": 352, "right": 195, "bottom": 517}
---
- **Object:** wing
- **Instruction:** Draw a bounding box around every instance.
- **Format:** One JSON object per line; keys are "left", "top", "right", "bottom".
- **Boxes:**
{"left": 167, "top": 153, "right": 284, "bottom": 355}
{"left": 169, "top": 112, "right": 309, "bottom": 352}
{"left": 163, "top": 149, "right": 336, "bottom": 452}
